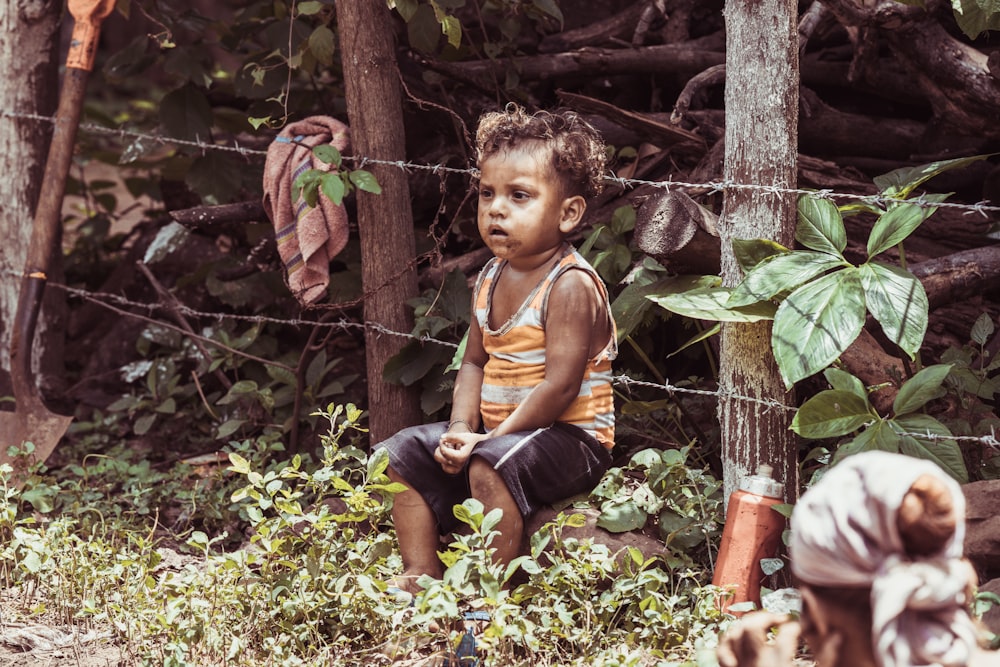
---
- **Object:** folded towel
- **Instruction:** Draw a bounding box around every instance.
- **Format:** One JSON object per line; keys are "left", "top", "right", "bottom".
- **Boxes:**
{"left": 262, "top": 116, "right": 351, "bottom": 304}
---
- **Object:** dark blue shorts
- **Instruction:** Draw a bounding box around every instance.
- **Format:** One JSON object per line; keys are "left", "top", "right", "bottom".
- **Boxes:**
{"left": 375, "top": 421, "right": 612, "bottom": 534}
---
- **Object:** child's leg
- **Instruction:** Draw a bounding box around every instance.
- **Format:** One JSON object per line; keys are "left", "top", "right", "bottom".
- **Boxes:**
{"left": 467, "top": 457, "right": 524, "bottom": 566}
{"left": 388, "top": 466, "right": 444, "bottom": 591}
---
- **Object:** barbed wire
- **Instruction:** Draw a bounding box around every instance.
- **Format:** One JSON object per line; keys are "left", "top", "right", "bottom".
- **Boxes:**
{"left": 2, "top": 111, "right": 1000, "bottom": 451}
{"left": 3, "top": 264, "right": 997, "bottom": 451}
{"left": 2, "top": 109, "right": 998, "bottom": 216}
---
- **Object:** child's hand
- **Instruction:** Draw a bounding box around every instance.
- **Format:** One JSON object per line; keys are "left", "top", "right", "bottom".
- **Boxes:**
{"left": 435, "top": 431, "right": 487, "bottom": 475}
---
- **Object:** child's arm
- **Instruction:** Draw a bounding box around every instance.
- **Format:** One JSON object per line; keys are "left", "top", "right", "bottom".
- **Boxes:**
{"left": 436, "top": 311, "right": 488, "bottom": 475}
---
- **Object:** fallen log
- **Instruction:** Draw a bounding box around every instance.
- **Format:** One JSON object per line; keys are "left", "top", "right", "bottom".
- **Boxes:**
{"left": 821, "top": 0, "right": 1000, "bottom": 141}
{"left": 170, "top": 201, "right": 267, "bottom": 229}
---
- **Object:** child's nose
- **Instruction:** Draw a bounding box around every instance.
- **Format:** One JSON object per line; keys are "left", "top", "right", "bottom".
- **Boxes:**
{"left": 487, "top": 197, "right": 506, "bottom": 217}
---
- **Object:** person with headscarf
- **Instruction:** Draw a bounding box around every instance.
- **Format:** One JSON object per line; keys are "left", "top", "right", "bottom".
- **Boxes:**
{"left": 717, "top": 451, "right": 996, "bottom": 667}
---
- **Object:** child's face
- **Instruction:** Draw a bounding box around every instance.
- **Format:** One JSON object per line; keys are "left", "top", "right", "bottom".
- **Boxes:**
{"left": 477, "top": 143, "right": 582, "bottom": 265}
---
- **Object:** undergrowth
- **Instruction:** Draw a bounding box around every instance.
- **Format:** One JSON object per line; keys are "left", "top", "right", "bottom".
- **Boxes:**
{"left": 0, "top": 404, "right": 730, "bottom": 666}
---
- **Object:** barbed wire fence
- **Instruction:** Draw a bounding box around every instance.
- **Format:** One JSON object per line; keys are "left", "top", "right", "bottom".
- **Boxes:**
{"left": 3, "top": 109, "right": 1000, "bottom": 452}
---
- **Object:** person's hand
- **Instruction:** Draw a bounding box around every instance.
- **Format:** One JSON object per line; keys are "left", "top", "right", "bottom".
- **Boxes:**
{"left": 716, "top": 612, "right": 800, "bottom": 667}
{"left": 434, "top": 431, "right": 488, "bottom": 475}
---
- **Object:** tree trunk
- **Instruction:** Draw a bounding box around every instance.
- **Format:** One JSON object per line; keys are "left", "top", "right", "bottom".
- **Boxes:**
{"left": 0, "top": 0, "right": 61, "bottom": 397}
{"left": 718, "top": 0, "right": 800, "bottom": 505}
{"left": 334, "top": 0, "right": 421, "bottom": 443}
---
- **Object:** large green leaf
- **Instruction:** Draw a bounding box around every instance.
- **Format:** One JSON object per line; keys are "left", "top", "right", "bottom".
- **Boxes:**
{"left": 731, "top": 238, "right": 789, "bottom": 273}
{"left": 823, "top": 367, "right": 867, "bottom": 399}
{"left": 873, "top": 153, "right": 992, "bottom": 198}
{"left": 894, "top": 414, "right": 968, "bottom": 483}
{"left": 950, "top": 0, "right": 1000, "bottom": 38}
{"left": 892, "top": 363, "right": 953, "bottom": 416}
{"left": 772, "top": 268, "right": 866, "bottom": 387}
{"left": 597, "top": 498, "right": 647, "bottom": 533}
{"left": 859, "top": 262, "right": 928, "bottom": 357}
{"left": 728, "top": 251, "right": 845, "bottom": 307}
{"left": 612, "top": 275, "right": 678, "bottom": 340}
{"left": 159, "top": 84, "right": 213, "bottom": 143}
{"left": 834, "top": 421, "right": 899, "bottom": 461}
{"left": 648, "top": 287, "right": 776, "bottom": 323}
{"left": 866, "top": 199, "right": 943, "bottom": 258}
{"left": 791, "top": 390, "right": 874, "bottom": 439}
{"left": 796, "top": 196, "right": 846, "bottom": 256}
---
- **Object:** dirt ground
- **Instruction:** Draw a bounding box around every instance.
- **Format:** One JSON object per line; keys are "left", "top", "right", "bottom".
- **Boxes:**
{"left": 0, "top": 627, "right": 128, "bottom": 667}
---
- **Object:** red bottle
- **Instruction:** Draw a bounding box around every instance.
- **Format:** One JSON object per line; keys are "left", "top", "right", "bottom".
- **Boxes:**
{"left": 712, "top": 464, "right": 786, "bottom": 614}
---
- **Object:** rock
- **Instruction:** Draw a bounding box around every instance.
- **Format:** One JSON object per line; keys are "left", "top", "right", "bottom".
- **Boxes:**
{"left": 525, "top": 505, "right": 667, "bottom": 562}
{"left": 964, "top": 480, "right": 1000, "bottom": 579}
{"left": 979, "top": 578, "right": 1000, "bottom": 635}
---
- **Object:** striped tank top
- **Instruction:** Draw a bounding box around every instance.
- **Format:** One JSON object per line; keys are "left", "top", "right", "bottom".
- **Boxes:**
{"left": 473, "top": 248, "right": 618, "bottom": 449}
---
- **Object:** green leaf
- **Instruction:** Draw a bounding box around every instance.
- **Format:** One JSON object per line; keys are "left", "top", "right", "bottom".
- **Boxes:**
{"left": 894, "top": 415, "right": 968, "bottom": 483}
{"left": 893, "top": 363, "right": 953, "bottom": 416}
{"left": 866, "top": 200, "right": 942, "bottom": 258}
{"left": 772, "top": 269, "right": 866, "bottom": 387}
{"left": 648, "top": 287, "right": 777, "bottom": 323}
{"left": 859, "top": 262, "right": 928, "bottom": 357}
{"left": 297, "top": 1, "right": 323, "bottom": 15}
{"left": 731, "top": 238, "right": 789, "bottom": 273}
{"left": 187, "top": 151, "right": 243, "bottom": 204}
{"left": 791, "top": 390, "right": 874, "bottom": 439}
{"left": 597, "top": 499, "right": 647, "bottom": 533}
{"left": 134, "top": 413, "right": 157, "bottom": 435}
{"left": 823, "top": 367, "right": 867, "bottom": 399}
{"left": 382, "top": 341, "right": 451, "bottom": 386}
{"left": 610, "top": 205, "right": 636, "bottom": 235}
{"left": 728, "top": 251, "right": 844, "bottom": 307}
{"left": 532, "top": 0, "right": 564, "bottom": 27}
{"left": 320, "top": 172, "right": 346, "bottom": 206}
{"left": 407, "top": 3, "right": 440, "bottom": 53}
{"left": 874, "top": 153, "right": 992, "bottom": 198}
{"left": 293, "top": 169, "right": 322, "bottom": 207}
{"left": 796, "top": 196, "right": 846, "bottom": 256}
{"left": 834, "top": 421, "right": 899, "bottom": 460}
{"left": 312, "top": 144, "right": 342, "bottom": 167}
{"left": 307, "top": 24, "right": 336, "bottom": 65}
{"left": 349, "top": 170, "right": 382, "bottom": 194}
{"left": 216, "top": 419, "right": 245, "bottom": 439}
{"left": 613, "top": 271, "right": 707, "bottom": 333}
{"left": 159, "top": 84, "right": 214, "bottom": 143}
{"left": 950, "top": 0, "right": 1000, "bottom": 38}
{"left": 440, "top": 14, "right": 462, "bottom": 48}
{"left": 228, "top": 453, "right": 251, "bottom": 474}
{"left": 971, "top": 312, "right": 995, "bottom": 346}
{"left": 392, "top": 0, "right": 419, "bottom": 22}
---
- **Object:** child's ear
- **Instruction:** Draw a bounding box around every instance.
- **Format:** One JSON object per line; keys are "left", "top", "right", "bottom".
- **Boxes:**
{"left": 558, "top": 195, "right": 586, "bottom": 234}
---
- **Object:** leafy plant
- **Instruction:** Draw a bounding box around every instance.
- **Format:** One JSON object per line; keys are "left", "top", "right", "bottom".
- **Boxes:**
{"left": 0, "top": 404, "right": 735, "bottom": 665}
{"left": 590, "top": 445, "right": 724, "bottom": 570}
{"left": 791, "top": 365, "right": 968, "bottom": 482}
{"left": 383, "top": 267, "right": 472, "bottom": 416}
{"left": 651, "top": 155, "right": 992, "bottom": 389}
{"left": 291, "top": 143, "right": 382, "bottom": 208}
{"left": 937, "top": 312, "right": 1000, "bottom": 479}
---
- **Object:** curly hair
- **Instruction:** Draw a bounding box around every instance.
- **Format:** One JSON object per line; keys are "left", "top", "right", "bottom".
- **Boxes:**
{"left": 474, "top": 104, "right": 608, "bottom": 198}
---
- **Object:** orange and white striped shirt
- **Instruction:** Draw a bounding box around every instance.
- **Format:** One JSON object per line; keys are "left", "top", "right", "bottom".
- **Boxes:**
{"left": 473, "top": 249, "right": 617, "bottom": 449}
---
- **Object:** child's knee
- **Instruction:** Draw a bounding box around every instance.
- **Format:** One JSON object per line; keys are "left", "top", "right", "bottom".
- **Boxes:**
{"left": 467, "top": 457, "right": 508, "bottom": 498}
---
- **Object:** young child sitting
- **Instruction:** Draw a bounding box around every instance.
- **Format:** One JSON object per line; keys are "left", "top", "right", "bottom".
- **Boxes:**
{"left": 376, "top": 105, "right": 617, "bottom": 596}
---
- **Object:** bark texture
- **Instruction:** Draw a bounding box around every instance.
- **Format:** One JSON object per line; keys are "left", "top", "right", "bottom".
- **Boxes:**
{"left": 0, "top": 0, "right": 61, "bottom": 395}
{"left": 334, "top": 0, "right": 421, "bottom": 442}
{"left": 718, "top": 0, "right": 800, "bottom": 505}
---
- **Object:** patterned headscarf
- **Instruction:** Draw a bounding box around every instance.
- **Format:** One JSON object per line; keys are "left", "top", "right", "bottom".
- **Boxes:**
{"left": 789, "top": 451, "right": 979, "bottom": 667}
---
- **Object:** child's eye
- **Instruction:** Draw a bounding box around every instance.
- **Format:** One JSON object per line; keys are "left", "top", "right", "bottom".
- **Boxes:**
{"left": 512, "top": 191, "right": 530, "bottom": 200}
{"left": 479, "top": 188, "right": 493, "bottom": 199}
